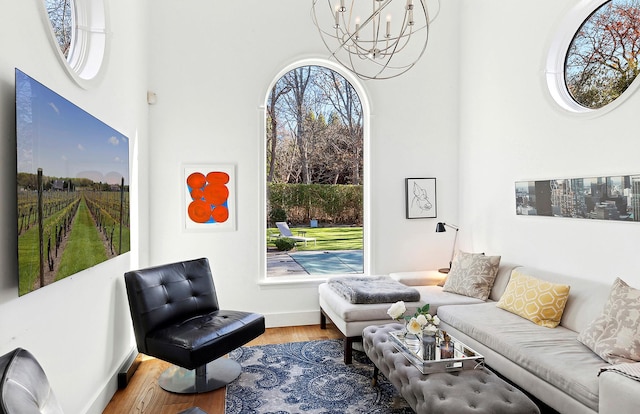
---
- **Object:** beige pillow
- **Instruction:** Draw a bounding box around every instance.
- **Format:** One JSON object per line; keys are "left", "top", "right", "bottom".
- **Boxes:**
{"left": 496, "top": 271, "right": 570, "bottom": 328}
{"left": 438, "top": 251, "right": 485, "bottom": 287}
{"left": 442, "top": 250, "right": 500, "bottom": 300}
{"left": 577, "top": 278, "right": 640, "bottom": 364}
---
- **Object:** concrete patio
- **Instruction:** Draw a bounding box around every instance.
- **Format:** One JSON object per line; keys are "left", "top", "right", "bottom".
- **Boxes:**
{"left": 267, "top": 249, "right": 364, "bottom": 277}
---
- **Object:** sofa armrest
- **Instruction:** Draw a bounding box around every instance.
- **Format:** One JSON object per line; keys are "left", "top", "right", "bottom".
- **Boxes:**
{"left": 389, "top": 270, "right": 445, "bottom": 286}
{"left": 599, "top": 363, "right": 640, "bottom": 414}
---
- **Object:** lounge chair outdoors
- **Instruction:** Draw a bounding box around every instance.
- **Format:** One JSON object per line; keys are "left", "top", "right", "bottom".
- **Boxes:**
{"left": 273, "top": 221, "right": 317, "bottom": 246}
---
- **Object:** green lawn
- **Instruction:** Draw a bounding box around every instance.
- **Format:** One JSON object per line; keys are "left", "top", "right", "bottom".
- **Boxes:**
{"left": 267, "top": 226, "right": 363, "bottom": 251}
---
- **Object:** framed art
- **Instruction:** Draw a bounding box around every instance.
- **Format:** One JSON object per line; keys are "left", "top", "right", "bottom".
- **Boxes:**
{"left": 515, "top": 174, "right": 640, "bottom": 222}
{"left": 406, "top": 178, "right": 437, "bottom": 219}
{"left": 183, "top": 164, "right": 236, "bottom": 231}
{"left": 16, "top": 69, "right": 130, "bottom": 296}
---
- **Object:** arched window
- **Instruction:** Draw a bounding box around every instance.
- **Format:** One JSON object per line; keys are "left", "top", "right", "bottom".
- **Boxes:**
{"left": 265, "top": 63, "right": 368, "bottom": 278}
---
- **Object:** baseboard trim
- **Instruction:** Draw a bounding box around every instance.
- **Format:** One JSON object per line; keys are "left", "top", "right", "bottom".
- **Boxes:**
{"left": 264, "top": 310, "right": 322, "bottom": 328}
{"left": 117, "top": 349, "right": 141, "bottom": 389}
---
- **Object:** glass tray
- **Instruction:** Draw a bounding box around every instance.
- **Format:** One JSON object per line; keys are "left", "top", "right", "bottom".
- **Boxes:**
{"left": 388, "top": 330, "right": 484, "bottom": 374}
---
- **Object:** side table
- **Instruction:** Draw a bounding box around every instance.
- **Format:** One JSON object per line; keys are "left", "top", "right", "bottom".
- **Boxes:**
{"left": 363, "top": 324, "right": 540, "bottom": 414}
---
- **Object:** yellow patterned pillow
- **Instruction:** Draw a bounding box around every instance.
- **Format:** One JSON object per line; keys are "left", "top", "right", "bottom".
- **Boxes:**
{"left": 496, "top": 271, "right": 570, "bottom": 328}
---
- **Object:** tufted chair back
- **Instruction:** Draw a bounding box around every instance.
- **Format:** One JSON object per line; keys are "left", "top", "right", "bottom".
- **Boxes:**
{"left": 124, "top": 257, "right": 219, "bottom": 355}
{"left": 0, "top": 348, "right": 63, "bottom": 414}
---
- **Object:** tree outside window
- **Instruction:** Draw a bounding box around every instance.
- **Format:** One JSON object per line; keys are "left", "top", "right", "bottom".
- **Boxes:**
{"left": 45, "top": 0, "right": 73, "bottom": 59}
{"left": 267, "top": 66, "right": 363, "bottom": 187}
{"left": 265, "top": 65, "right": 365, "bottom": 272}
{"left": 566, "top": 0, "right": 640, "bottom": 109}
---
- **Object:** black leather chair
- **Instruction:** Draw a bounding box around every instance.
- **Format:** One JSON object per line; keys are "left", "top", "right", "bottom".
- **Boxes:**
{"left": 0, "top": 348, "right": 63, "bottom": 414}
{"left": 124, "top": 257, "right": 265, "bottom": 394}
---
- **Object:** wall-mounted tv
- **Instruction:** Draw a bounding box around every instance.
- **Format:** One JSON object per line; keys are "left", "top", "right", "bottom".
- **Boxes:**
{"left": 16, "top": 68, "right": 130, "bottom": 296}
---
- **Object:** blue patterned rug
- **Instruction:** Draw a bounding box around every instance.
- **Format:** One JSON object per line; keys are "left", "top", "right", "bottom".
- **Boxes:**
{"left": 225, "top": 339, "right": 412, "bottom": 414}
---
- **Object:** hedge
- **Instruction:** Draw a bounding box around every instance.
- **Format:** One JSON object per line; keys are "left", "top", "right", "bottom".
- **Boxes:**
{"left": 268, "top": 183, "right": 362, "bottom": 226}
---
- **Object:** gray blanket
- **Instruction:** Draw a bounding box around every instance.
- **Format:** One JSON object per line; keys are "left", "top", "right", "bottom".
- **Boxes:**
{"left": 327, "top": 276, "right": 420, "bottom": 304}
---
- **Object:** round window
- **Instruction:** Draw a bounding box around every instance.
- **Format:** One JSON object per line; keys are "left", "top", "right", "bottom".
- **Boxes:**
{"left": 42, "top": 0, "right": 107, "bottom": 87}
{"left": 547, "top": 0, "right": 640, "bottom": 114}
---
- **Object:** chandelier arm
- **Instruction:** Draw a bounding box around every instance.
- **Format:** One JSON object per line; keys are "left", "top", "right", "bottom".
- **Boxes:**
{"left": 427, "top": 0, "right": 440, "bottom": 24}
{"left": 376, "top": 13, "right": 414, "bottom": 56}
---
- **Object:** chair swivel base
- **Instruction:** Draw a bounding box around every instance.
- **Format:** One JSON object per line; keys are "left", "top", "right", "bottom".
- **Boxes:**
{"left": 158, "top": 358, "right": 241, "bottom": 394}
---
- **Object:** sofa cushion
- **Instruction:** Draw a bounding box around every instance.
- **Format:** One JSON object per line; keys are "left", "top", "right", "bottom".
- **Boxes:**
{"left": 577, "top": 278, "right": 640, "bottom": 364}
{"left": 504, "top": 267, "right": 611, "bottom": 333}
{"left": 496, "top": 270, "right": 570, "bottom": 328}
{"left": 437, "top": 302, "right": 604, "bottom": 411}
{"left": 442, "top": 250, "right": 501, "bottom": 300}
{"left": 415, "top": 285, "right": 486, "bottom": 313}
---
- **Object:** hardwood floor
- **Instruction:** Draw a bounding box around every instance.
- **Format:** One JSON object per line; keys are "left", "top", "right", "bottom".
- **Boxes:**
{"left": 102, "top": 324, "right": 344, "bottom": 414}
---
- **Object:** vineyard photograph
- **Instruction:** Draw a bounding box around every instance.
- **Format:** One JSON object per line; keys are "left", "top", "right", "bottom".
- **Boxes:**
{"left": 16, "top": 69, "right": 130, "bottom": 296}
{"left": 17, "top": 176, "right": 130, "bottom": 296}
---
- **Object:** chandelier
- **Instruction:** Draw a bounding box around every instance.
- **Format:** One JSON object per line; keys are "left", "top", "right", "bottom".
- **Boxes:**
{"left": 311, "top": 0, "right": 440, "bottom": 80}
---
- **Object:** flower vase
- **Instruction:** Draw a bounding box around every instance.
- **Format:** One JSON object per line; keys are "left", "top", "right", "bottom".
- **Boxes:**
{"left": 400, "top": 318, "right": 408, "bottom": 335}
{"left": 403, "top": 319, "right": 421, "bottom": 349}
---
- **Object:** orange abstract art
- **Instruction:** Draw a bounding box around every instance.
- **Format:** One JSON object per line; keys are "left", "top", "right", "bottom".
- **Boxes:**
{"left": 184, "top": 165, "right": 235, "bottom": 230}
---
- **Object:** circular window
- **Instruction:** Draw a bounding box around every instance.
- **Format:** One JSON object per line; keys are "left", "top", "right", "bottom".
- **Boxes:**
{"left": 42, "top": 0, "right": 108, "bottom": 87}
{"left": 546, "top": 0, "right": 640, "bottom": 114}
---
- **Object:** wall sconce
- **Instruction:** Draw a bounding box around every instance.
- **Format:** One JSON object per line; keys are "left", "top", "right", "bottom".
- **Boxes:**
{"left": 435, "top": 222, "right": 459, "bottom": 273}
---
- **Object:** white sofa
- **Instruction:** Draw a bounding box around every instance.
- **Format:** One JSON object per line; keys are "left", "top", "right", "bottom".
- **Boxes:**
{"left": 390, "top": 264, "right": 640, "bottom": 414}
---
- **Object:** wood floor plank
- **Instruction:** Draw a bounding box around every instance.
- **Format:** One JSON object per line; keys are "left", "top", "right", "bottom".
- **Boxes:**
{"left": 102, "top": 324, "right": 343, "bottom": 414}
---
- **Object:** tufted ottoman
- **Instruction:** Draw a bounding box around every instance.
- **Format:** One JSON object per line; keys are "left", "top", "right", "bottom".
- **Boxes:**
{"left": 362, "top": 324, "right": 541, "bottom": 414}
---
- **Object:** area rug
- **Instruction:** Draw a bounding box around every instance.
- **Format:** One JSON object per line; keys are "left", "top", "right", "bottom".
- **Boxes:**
{"left": 225, "top": 339, "right": 412, "bottom": 414}
{"left": 289, "top": 251, "right": 364, "bottom": 274}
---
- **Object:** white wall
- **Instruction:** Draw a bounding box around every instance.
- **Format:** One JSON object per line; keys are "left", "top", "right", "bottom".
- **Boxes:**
{"left": 146, "top": 0, "right": 461, "bottom": 325}
{"left": 0, "top": 1, "right": 149, "bottom": 413}
{"left": 7, "top": 1, "right": 634, "bottom": 412}
{"left": 458, "top": 0, "right": 640, "bottom": 287}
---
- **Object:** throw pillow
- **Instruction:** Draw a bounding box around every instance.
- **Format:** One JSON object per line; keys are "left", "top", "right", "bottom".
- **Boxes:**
{"left": 496, "top": 271, "right": 570, "bottom": 328}
{"left": 577, "top": 278, "right": 640, "bottom": 364}
{"left": 437, "top": 251, "right": 485, "bottom": 287}
{"left": 442, "top": 250, "right": 500, "bottom": 300}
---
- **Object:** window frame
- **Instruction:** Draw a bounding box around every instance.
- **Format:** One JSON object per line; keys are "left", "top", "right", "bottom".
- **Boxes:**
{"left": 545, "top": 0, "right": 640, "bottom": 116}
{"left": 259, "top": 58, "right": 372, "bottom": 284}
{"left": 40, "top": 0, "right": 109, "bottom": 88}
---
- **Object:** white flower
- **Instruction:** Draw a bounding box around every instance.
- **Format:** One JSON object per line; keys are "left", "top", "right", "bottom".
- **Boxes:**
{"left": 387, "top": 301, "right": 406, "bottom": 320}
{"left": 432, "top": 315, "right": 440, "bottom": 326}
{"left": 407, "top": 317, "right": 422, "bottom": 335}
{"left": 423, "top": 324, "right": 438, "bottom": 335}
{"left": 416, "top": 314, "right": 429, "bottom": 326}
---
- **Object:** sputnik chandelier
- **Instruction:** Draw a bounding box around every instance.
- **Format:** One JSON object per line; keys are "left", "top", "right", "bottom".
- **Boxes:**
{"left": 311, "top": 0, "right": 440, "bottom": 80}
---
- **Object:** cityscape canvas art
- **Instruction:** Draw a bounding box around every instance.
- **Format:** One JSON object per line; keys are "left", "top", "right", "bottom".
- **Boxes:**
{"left": 515, "top": 175, "right": 640, "bottom": 222}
